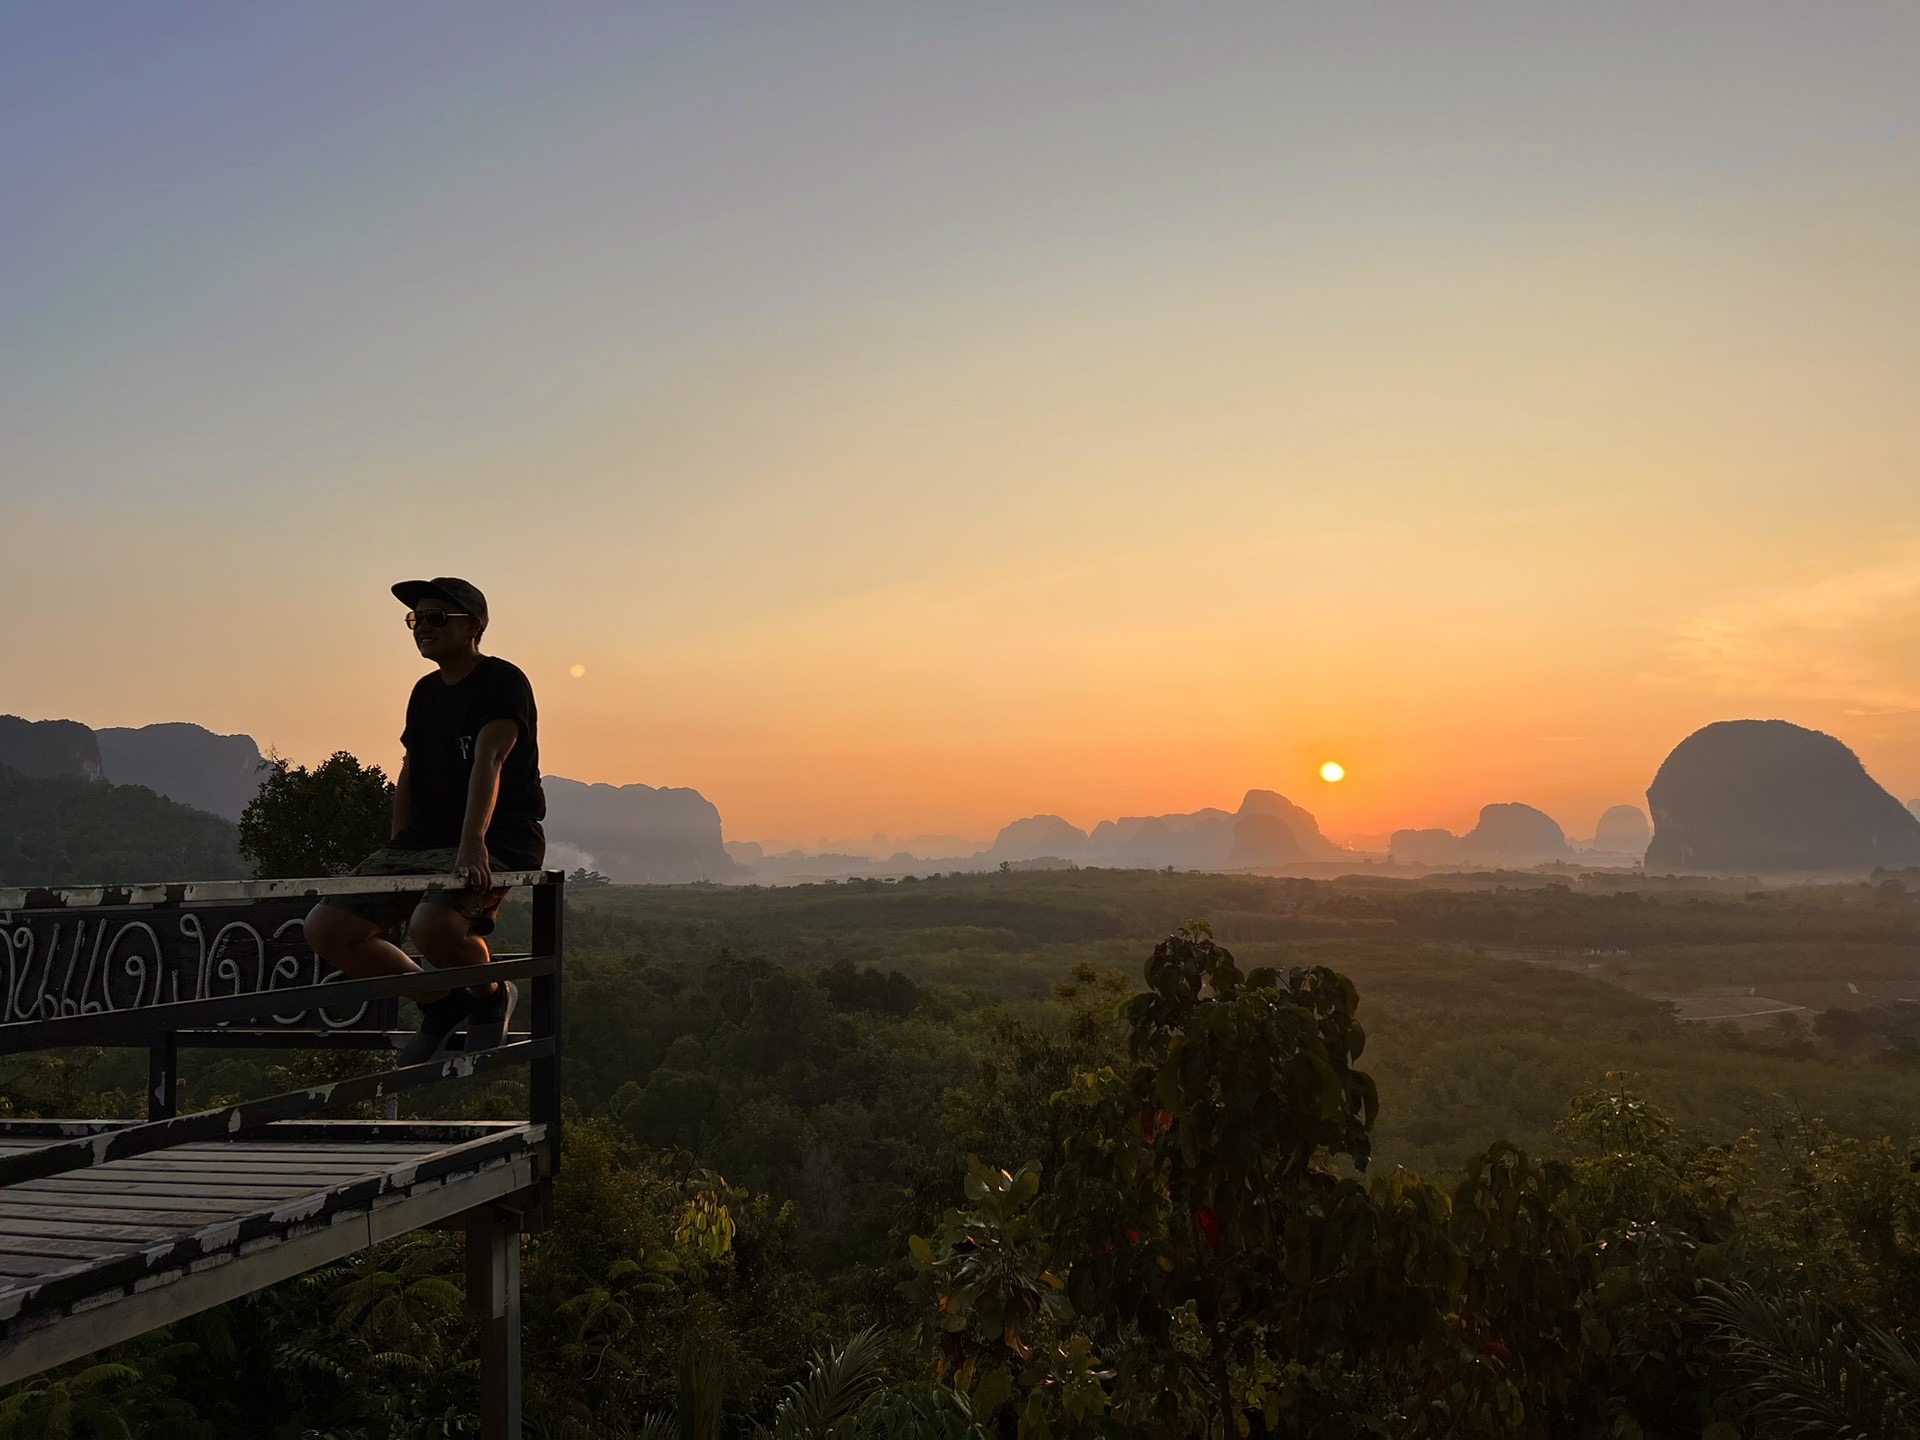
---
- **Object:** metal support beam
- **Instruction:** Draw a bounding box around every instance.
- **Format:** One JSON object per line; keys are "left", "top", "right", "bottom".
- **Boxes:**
{"left": 146, "top": 1033, "right": 177, "bottom": 1120}
{"left": 466, "top": 1204, "right": 523, "bottom": 1440}
{"left": 530, "top": 879, "right": 564, "bottom": 1188}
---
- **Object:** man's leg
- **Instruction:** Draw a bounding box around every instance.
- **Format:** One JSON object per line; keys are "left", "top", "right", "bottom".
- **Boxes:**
{"left": 408, "top": 902, "right": 497, "bottom": 1001}
{"left": 410, "top": 901, "right": 517, "bottom": 1050}
{"left": 304, "top": 903, "right": 418, "bottom": 980}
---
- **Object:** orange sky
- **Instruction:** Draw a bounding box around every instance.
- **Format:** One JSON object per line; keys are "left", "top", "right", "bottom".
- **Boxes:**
{"left": 5, "top": 8, "right": 1918, "bottom": 845}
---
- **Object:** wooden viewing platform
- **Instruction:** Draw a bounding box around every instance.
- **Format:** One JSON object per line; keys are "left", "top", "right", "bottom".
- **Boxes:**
{"left": 0, "top": 870, "right": 564, "bottom": 1439}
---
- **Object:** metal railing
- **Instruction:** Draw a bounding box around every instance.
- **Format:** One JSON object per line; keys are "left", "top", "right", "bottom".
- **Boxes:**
{"left": 0, "top": 870, "right": 565, "bottom": 1182}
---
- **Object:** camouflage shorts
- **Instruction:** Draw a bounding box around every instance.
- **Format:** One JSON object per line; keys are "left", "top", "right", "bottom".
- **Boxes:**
{"left": 323, "top": 846, "right": 515, "bottom": 937}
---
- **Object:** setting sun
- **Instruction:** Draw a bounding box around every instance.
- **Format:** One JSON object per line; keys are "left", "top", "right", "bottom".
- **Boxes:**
{"left": 1319, "top": 761, "right": 1346, "bottom": 783}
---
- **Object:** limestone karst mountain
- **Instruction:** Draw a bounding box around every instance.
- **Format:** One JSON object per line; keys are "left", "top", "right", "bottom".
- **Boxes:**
{"left": 1229, "top": 790, "right": 1343, "bottom": 867}
{"left": 1462, "top": 803, "right": 1572, "bottom": 864}
{"left": 1645, "top": 720, "right": 1920, "bottom": 874}
{"left": 1591, "top": 804, "right": 1651, "bottom": 857}
{"left": 96, "top": 722, "right": 267, "bottom": 821}
{"left": 986, "top": 791, "right": 1341, "bottom": 871}
{"left": 1230, "top": 812, "right": 1307, "bottom": 866}
{"left": 0, "top": 716, "right": 103, "bottom": 781}
{"left": 989, "top": 815, "right": 1091, "bottom": 861}
{"left": 541, "top": 777, "right": 736, "bottom": 883}
{"left": 1085, "top": 809, "right": 1237, "bottom": 867}
{"left": 1389, "top": 828, "right": 1464, "bottom": 865}
{"left": 1390, "top": 803, "right": 1572, "bottom": 867}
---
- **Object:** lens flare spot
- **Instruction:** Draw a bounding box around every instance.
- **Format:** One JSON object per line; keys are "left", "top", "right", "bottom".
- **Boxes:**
{"left": 570, "top": 664, "right": 587, "bottom": 679}
{"left": 1319, "top": 761, "right": 1345, "bottom": 783}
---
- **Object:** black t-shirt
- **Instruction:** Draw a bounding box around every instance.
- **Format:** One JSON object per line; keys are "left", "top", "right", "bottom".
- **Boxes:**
{"left": 394, "top": 656, "right": 546, "bottom": 868}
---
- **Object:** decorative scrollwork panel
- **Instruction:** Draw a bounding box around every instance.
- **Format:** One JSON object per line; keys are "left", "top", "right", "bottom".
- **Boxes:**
{"left": 0, "top": 901, "right": 397, "bottom": 1032}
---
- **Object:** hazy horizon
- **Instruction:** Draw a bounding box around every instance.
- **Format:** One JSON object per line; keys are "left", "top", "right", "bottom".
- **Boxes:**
{"left": 7, "top": 4, "right": 1919, "bottom": 840}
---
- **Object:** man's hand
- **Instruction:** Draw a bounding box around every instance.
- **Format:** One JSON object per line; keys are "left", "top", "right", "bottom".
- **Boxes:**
{"left": 454, "top": 719, "right": 518, "bottom": 892}
{"left": 455, "top": 836, "right": 493, "bottom": 893}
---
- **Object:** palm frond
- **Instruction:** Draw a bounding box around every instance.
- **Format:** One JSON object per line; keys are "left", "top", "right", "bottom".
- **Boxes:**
{"left": 757, "top": 1327, "right": 891, "bottom": 1440}
{"left": 1699, "top": 1279, "right": 1920, "bottom": 1440}
{"left": 676, "top": 1339, "right": 728, "bottom": 1440}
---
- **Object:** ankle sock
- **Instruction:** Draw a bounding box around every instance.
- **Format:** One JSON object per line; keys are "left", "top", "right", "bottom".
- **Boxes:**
{"left": 418, "top": 991, "right": 472, "bottom": 1024}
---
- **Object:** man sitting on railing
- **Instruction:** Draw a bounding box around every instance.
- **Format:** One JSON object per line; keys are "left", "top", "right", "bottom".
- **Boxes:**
{"left": 304, "top": 578, "right": 547, "bottom": 1065}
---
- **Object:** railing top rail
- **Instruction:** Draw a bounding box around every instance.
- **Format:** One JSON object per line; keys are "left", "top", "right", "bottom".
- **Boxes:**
{"left": 0, "top": 870, "right": 563, "bottom": 912}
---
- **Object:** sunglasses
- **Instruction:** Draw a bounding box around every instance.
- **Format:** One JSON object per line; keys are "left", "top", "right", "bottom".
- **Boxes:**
{"left": 405, "top": 609, "right": 471, "bottom": 630}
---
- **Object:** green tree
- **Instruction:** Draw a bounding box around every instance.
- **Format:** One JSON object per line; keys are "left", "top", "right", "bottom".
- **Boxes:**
{"left": 237, "top": 751, "right": 392, "bottom": 878}
{"left": 907, "top": 925, "right": 1606, "bottom": 1439}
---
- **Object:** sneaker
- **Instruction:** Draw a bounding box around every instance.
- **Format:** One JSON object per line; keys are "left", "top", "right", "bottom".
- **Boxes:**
{"left": 397, "top": 990, "right": 474, "bottom": 1066}
{"left": 467, "top": 980, "right": 518, "bottom": 1050}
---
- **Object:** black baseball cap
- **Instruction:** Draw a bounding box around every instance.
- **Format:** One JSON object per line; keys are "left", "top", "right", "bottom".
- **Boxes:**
{"left": 391, "top": 577, "right": 488, "bottom": 624}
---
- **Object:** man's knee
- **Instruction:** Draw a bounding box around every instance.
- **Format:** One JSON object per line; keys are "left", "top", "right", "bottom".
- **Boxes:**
{"left": 304, "top": 902, "right": 376, "bottom": 960}
{"left": 409, "top": 903, "right": 477, "bottom": 964}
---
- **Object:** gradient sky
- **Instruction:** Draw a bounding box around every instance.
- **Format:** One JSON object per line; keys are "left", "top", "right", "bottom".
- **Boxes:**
{"left": 5, "top": 3, "right": 1919, "bottom": 846}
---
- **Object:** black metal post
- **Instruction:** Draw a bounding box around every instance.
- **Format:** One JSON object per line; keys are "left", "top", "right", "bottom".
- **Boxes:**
{"left": 528, "top": 875, "right": 563, "bottom": 1183}
{"left": 146, "top": 1034, "right": 177, "bottom": 1120}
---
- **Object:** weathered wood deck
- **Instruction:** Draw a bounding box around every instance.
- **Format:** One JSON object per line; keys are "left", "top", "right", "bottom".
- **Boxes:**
{"left": 0, "top": 1119, "right": 543, "bottom": 1385}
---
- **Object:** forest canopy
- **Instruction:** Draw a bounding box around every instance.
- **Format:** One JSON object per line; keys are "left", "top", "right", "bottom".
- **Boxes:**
{"left": 5, "top": 863, "right": 1920, "bottom": 1434}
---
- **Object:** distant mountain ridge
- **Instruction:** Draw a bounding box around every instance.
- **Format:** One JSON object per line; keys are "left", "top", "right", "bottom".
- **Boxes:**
{"left": 5, "top": 713, "right": 738, "bottom": 885}
{"left": 986, "top": 791, "right": 1344, "bottom": 871}
{"left": 539, "top": 777, "right": 736, "bottom": 883}
{"left": 97, "top": 723, "right": 266, "bottom": 821}
{"left": 0, "top": 716, "right": 103, "bottom": 781}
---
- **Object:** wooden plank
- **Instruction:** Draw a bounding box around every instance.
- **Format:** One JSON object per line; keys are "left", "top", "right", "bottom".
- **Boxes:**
{"left": 0, "top": 1198, "right": 270, "bottom": 1221}
{"left": 0, "top": 1214, "right": 226, "bottom": 1241}
{"left": 70, "top": 1159, "right": 395, "bottom": 1180}
{"left": 0, "top": 1213, "right": 232, "bottom": 1236}
{"left": 0, "top": 1128, "right": 538, "bottom": 1221}
{"left": 0, "top": 1255, "right": 88, "bottom": 1280}
{"left": 86, "top": 1159, "right": 401, "bottom": 1175}
{"left": 235, "top": 1120, "right": 531, "bottom": 1145}
{"left": 0, "top": 1038, "right": 549, "bottom": 1186}
{"left": 0, "top": 1154, "right": 536, "bottom": 1386}
{"left": 0, "top": 1237, "right": 135, "bottom": 1262}
{"left": 17, "top": 1180, "right": 327, "bottom": 1200}
{"left": 164, "top": 1159, "right": 445, "bottom": 1167}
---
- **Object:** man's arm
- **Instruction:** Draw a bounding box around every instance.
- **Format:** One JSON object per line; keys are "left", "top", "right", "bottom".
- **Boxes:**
{"left": 392, "top": 758, "right": 413, "bottom": 842}
{"left": 455, "top": 719, "right": 520, "bottom": 891}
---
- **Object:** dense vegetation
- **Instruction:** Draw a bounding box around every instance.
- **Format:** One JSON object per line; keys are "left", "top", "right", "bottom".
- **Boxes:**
{"left": 0, "top": 767, "right": 243, "bottom": 887}
{"left": 5, "top": 868, "right": 1920, "bottom": 1435}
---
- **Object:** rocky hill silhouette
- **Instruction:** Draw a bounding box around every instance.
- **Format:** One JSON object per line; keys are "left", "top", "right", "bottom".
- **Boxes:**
{"left": 1390, "top": 803, "right": 1572, "bottom": 867}
{"left": 1591, "top": 804, "right": 1650, "bottom": 856}
{"left": 990, "top": 815, "right": 1091, "bottom": 861}
{"left": 97, "top": 722, "right": 266, "bottom": 821}
{"left": 0, "top": 716, "right": 102, "bottom": 780}
{"left": 1645, "top": 720, "right": 1920, "bottom": 874}
{"left": 542, "top": 777, "right": 736, "bottom": 882}
{"left": 989, "top": 791, "right": 1342, "bottom": 871}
